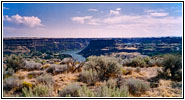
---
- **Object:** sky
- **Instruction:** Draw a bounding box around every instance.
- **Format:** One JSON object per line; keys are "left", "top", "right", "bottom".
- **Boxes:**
{"left": 3, "top": 3, "right": 183, "bottom": 38}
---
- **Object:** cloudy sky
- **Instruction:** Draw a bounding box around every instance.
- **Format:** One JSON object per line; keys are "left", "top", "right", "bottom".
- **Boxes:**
{"left": 3, "top": 3, "right": 182, "bottom": 38}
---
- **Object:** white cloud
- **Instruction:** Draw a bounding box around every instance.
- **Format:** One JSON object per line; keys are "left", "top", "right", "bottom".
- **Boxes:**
{"left": 88, "top": 9, "right": 98, "bottom": 12}
{"left": 3, "top": 7, "right": 9, "bottom": 10}
{"left": 71, "top": 16, "right": 92, "bottom": 24}
{"left": 144, "top": 9, "right": 168, "bottom": 17}
{"left": 70, "top": 8, "right": 181, "bottom": 37}
{"left": 4, "top": 14, "right": 43, "bottom": 27}
{"left": 150, "top": 12, "right": 169, "bottom": 17}
{"left": 103, "top": 15, "right": 141, "bottom": 24}
{"left": 87, "top": 19, "right": 100, "bottom": 25}
{"left": 116, "top": 8, "right": 121, "bottom": 11}
{"left": 109, "top": 8, "right": 122, "bottom": 15}
{"left": 144, "top": 9, "right": 165, "bottom": 13}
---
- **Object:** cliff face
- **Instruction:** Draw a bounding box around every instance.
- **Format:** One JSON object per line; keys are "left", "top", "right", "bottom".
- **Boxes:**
{"left": 79, "top": 40, "right": 116, "bottom": 57}
{"left": 3, "top": 38, "right": 90, "bottom": 54}
{"left": 79, "top": 37, "right": 182, "bottom": 58}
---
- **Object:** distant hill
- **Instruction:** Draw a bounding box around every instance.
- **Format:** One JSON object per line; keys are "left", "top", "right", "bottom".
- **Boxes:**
{"left": 79, "top": 37, "right": 182, "bottom": 57}
{"left": 3, "top": 37, "right": 182, "bottom": 57}
{"left": 3, "top": 38, "right": 91, "bottom": 54}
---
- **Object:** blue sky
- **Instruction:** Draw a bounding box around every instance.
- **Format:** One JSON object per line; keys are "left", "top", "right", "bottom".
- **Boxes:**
{"left": 3, "top": 3, "right": 182, "bottom": 38}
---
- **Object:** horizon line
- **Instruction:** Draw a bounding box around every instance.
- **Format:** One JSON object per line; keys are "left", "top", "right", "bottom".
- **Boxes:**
{"left": 3, "top": 36, "right": 182, "bottom": 39}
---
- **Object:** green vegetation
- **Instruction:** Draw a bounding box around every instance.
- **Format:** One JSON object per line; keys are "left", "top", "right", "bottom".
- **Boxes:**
{"left": 3, "top": 76, "right": 22, "bottom": 91}
{"left": 127, "top": 78, "right": 150, "bottom": 96}
{"left": 79, "top": 69, "right": 99, "bottom": 85}
{"left": 82, "top": 56, "right": 122, "bottom": 81}
{"left": 162, "top": 54, "right": 182, "bottom": 81}
{"left": 22, "top": 84, "right": 52, "bottom": 97}
{"left": 36, "top": 74, "right": 53, "bottom": 86}
{"left": 59, "top": 83, "right": 81, "bottom": 97}
{"left": 6, "top": 54, "right": 24, "bottom": 72}
{"left": 77, "top": 85, "right": 95, "bottom": 97}
{"left": 3, "top": 36, "right": 182, "bottom": 98}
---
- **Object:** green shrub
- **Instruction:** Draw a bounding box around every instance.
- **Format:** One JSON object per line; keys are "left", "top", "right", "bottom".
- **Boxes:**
{"left": 82, "top": 56, "right": 122, "bottom": 81}
{"left": 36, "top": 74, "right": 53, "bottom": 86}
{"left": 23, "top": 61, "right": 42, "bottom": 71}
{"left": 163, "top": 54, "right": 182, "bottom": 81}
{"left": 58, "top": 83, "right": 81, "bottom": 97}
{"left": 22, "top": 87, "right": 34, "bottom": 97}
{"left": 148, "top": 58, "right": 163, "bottom": 67}
{"left": 33, "top": 84, "right": 52, "bottom": 97}
{"left": 106, "top": 79, "right": 117, "bottom": 89}
{"left": 95, "top": 85, "right": 129, "bottom": 97}
{"left": 127, "top": 57, "right": 146, "bottom": 67}
{"left": 127, "top": 78, "right": 150, "bottom": 96}
{"left": 143, "top": 56, "right": 151, "bottom": 66}
{"left": 77, "top": 85, "right": 95, "bottom": 97}
{"left": 122, "top": 58, "right": 131, "bottom": 66}
{"left": 22, "top": 84, "right": 52, "bottom": 97}
{"left": 6, "top": 54, "right": 24, "bottom": 72}
{"left": 79, "top": 69, "right": 99, "bottom": 85}
{"left": 46, "top": 64, "right": 69, "bottom": 75}
{"left": 117, "top": 77, "right": 128, "bottom": 90}
{"left": 3, "top": 76, "right": 22, "bottom": 91}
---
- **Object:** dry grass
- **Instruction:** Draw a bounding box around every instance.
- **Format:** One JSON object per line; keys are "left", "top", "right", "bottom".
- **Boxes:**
{"left": 5, "top": 65, "right": 182, "bottom": 97}
{"left": 141, "top": 79, "right": 182, "bottom": 97}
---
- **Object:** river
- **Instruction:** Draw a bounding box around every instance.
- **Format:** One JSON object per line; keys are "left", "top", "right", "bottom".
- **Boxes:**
{"left": 61, "top": 49, "right": 86, "bottom": 62}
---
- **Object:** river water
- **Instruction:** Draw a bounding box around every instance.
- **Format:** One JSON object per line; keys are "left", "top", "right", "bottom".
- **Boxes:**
{"left": 61, "top": 49, "right": 86, "bottom": 62}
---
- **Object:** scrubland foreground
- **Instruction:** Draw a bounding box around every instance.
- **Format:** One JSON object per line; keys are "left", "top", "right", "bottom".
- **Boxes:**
{"left": 3, "top": 54, "right": 182, "bottom": 97}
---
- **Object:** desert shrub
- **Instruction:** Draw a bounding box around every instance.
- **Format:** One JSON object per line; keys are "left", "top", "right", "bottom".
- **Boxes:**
{"left": 163, "top": 54, "right": 182, "bottom": 81}
{"left": 3, "top": 76, "right": 22, "bottom": 91}
{"left": 106, "top": 79, "right": 117, "bottom": 89}
{"left": 127, "top": 78, "right": 150, "bottom": 96}
{"left": 79, "top": 69, "right": 99, "bottom": 85}
{"left": 46, "top": 64, "right": 69, "bottom": 74}
{"left": 127, "top": 57, "right": 146, "bottom": 67}
{"left": 143, "top": 56, "right": 151, "bottom": 66}
{"left": 77, "top": 85, "right": 95, "bottom": 97}
{"left": 148, "top": 59, "right": 156, "bottom": 67}
{"left": 23, "top": 61, "right": 42, "bottom": 71}
{"left": 82, "top": 56, "right": 122, "bottom": 81}
{"left": 55, "top": 64, "right": 69, "bottom": 74}
{"left": 22, "top": 87, "right": 34, "bottom": 97}
{"left": 46, "top": 65, "right": 55, "bottom": 74}
{"left": 117, "top": 77, "right": 128, "bottom": 90}
{"left": 61, "top": 58, "right": 73, "bottom": 64}
{"left": 58, "top": 83, "right": 81, "bottom": 97}
{"left": 22, "top": 84, "right": 52, "bottom": 97}
{"left": 6, "top": 54, "right": 24, "bottom": 72}
{"left": 36, "top": 74, "right": 53, "bottom": 86}
{"left": 148, "top": 58, "right": 163, "bottom": 67}
{"left": 95, "top": 85, "right": 129, "bottom": 97}
{"left": 33, "top": 84, "right": 52, "bottom": 97}
{"left": 122, "top": 58, "right": 131, "bottom": 66}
